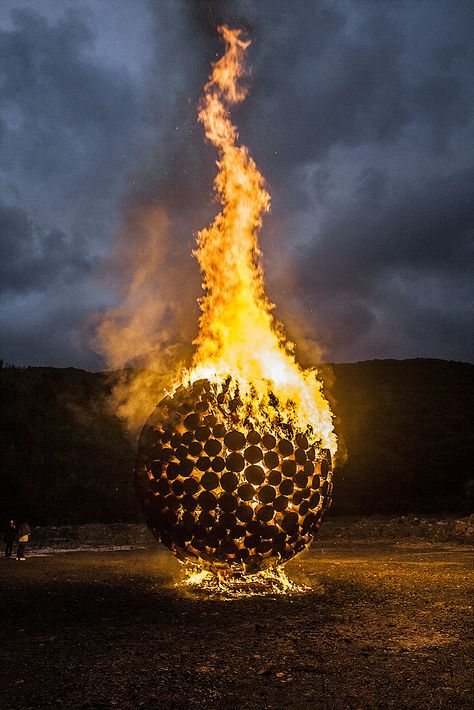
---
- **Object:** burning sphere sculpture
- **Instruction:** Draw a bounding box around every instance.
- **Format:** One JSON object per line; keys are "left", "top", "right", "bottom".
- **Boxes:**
{"left": 132, "top": 27, "right": 337, "bottom": 579}
{"left": 135, "top": 377, "right": 333, "bottom": 575}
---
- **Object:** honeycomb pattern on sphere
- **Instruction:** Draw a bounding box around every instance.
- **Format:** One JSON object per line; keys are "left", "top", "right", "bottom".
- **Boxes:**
{"left": 134, "top": 378, "right": 334, "bottom": 574}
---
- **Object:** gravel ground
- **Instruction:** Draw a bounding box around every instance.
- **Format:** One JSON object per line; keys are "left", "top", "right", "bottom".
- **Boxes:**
{"left": 0, "top": 542, "right": 472, "bottom": 710}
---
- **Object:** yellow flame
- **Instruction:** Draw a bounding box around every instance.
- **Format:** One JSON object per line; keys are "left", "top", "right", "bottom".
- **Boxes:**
{"left": 182, "top": 565, "right": 307, "bottom": 597}
{"left": 183, "top": 27, "right": 336, "bottom": 455}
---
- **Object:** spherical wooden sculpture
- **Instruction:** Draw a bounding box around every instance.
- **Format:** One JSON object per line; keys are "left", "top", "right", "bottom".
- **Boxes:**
{"left": 135, "top": 378, "right": 333, "bottom": 575}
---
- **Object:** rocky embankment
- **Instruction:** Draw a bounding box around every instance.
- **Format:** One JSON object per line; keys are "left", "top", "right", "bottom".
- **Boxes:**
{"left": 317, "top": 514, "right": 474, "bottom": 543}
{"left": 26, "top": 515, "right": 474, "bottom": 555}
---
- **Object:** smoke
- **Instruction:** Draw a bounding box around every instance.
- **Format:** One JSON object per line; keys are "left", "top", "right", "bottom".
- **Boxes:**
{"left": 92, "top": 6, "right": 332, "bottom": 436}
{"left": 93, "top": 202, "right": 197, "bottom": 433}
{"left": 93, "top": 5, "right": 256, "bottom": 435}
{"left": 186, "top": 0, "right": 253, "bottom": 38}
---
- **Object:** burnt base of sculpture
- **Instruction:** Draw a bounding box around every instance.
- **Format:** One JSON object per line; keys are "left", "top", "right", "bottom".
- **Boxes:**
{"left": 134, "top": 378, "right": 333, "bottom": 575}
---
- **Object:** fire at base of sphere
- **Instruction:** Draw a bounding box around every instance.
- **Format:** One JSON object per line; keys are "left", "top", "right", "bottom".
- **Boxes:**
{"left": 135, "top": 377, "right": 333, "bottom": 576}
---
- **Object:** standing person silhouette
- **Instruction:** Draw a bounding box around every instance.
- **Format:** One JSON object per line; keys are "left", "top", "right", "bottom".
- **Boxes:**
{"left": 3, "top": 520, "right": 16, "bottom": 558}
{"left": 16, "top": 521, "right": 31, "bottom": 561}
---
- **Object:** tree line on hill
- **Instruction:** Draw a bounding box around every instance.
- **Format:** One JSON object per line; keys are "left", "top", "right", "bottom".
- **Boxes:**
{"left": 0, "top": 359, "right": 472, "bottom": 525}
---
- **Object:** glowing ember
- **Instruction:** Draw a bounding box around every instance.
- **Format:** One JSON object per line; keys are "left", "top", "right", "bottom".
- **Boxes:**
{"left": 182, "top": 566, "right": 307, "bottom": 598}
{"left": 135, "top": 26, "right": 337, "bottom": 578}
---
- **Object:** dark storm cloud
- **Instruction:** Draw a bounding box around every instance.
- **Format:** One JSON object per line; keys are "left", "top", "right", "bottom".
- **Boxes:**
{"left": 291, "top": 167, "right": 474, "bottom": 360}
{"left": 0, "top": 0, "right": 473, "bottom": 367}
{"left": 239, "top": 0, "right": 473, "bottom": 154}
{"left": 226, "top": 0, "right": 474, "bottom": 362}
{"left": 0, "top": 4, "right": 144, "bottom": 366}
{"left": 186, "top": 0, "right": 244, "bottom": 36}
{"left": 303, "top": 168, "right": 474, "bottom": 291}
{"left": 0, "top": 198, "right": 100, "bottom": 369}
{"left": 0, "top": 8, "right": 141, "bottom": 207}
{"left": 1, "top": 292, "right": 98, "bottom": 369}
{"left": 0, "top": 200, "right": 93, "bottom": 294}
{"left": 244, "top": 4, "right": 408, "bottom": 168}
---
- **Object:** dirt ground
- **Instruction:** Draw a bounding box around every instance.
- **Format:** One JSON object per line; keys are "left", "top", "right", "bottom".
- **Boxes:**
{"left": 0, "top": 542, "right": 472, "bottom": 710}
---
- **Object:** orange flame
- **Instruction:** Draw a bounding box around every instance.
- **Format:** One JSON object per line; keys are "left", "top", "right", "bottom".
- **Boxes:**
{"left": 184, "top": 27, "right": 337, "bottom": 456}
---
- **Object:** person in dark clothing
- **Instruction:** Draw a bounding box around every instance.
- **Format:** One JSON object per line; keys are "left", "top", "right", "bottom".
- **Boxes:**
{"left": 3, "top": 520, "right": 16, "bottom": 558}
{"left": 16, "top": 521, "right": 31, "bottom": 561}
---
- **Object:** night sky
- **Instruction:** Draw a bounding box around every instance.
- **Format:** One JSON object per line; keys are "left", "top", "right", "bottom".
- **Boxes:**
{"left": 1, "top": 0, "right": 473, "bottom": 370}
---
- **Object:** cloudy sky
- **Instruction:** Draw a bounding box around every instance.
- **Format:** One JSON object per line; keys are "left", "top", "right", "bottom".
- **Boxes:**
{"left": 1, "top": 0, "right": 473, "bottom": 369}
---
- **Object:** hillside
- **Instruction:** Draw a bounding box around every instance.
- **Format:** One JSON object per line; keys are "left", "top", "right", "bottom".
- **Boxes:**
{"left": 0, "top": 359, "right": 472, "bottom": 524}
{"left": 321, "top": 359, "right": 473, "bottom": 514}
{"left": 0, "top": 367, "right": 137, "bottom": 524}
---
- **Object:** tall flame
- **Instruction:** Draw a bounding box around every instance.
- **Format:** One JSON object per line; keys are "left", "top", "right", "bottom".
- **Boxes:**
{"left": 184, "top": 27, "right": 336, "bottom": 456}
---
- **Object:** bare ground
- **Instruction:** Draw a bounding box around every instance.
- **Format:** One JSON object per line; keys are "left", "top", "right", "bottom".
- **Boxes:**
{"left": 0, "top": 541, "right": 472, "bottom": 710}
